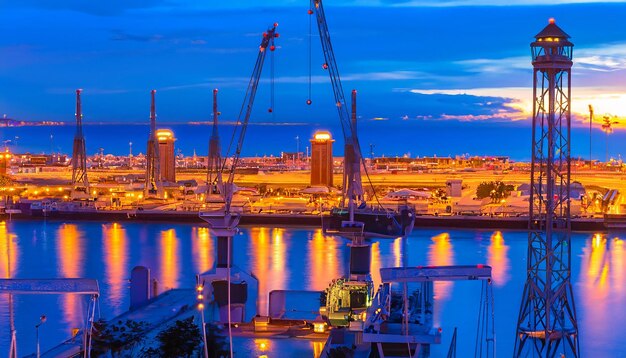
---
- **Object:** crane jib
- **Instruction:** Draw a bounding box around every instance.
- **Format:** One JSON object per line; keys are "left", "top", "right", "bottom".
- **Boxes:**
{"left": 222, "top": 23, "right": 278, "bottom": 213}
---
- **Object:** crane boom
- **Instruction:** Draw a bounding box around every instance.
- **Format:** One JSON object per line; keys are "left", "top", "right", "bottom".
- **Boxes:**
{"left": 221, "top": 23, "right": 278, "bottom": 213}
{"left": 311, "top": 0, "right": 364, "bottom": 206}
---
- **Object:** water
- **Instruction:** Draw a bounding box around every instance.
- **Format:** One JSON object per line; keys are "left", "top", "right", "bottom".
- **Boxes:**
{"left": 0, "top": 220, "right": 624, "bottom": 356}
{"left": 2, "top": 121, "right": 623, "bottom": 162}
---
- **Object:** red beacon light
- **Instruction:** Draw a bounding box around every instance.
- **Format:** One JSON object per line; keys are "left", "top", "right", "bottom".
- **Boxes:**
{"left": 308, "top": 9, "right": 313, "bottom": 15}
{"left": 263, "top": 32, "right": 267, "bottom": 38}
{"left": 306, "top": 99, "right": 312, "bottom": 105}
{"left": 273, "top": 22, "right": 279, "bottom": 28}
{"left": 268, "top": 108, "right": 273, "bottom": 113}
{"left": 270, "top": 45, "right": 276, "bottom": 51}
{"left": 274, "top": 33, "right": 280, "bottom": 38}
{"left": 322, "top": 63, "right": 329, "bottom": 70}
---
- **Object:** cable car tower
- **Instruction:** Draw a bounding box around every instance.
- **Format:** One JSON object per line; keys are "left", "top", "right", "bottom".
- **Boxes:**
{"left": 71, "top": 89, "right": 90, "bottom": 197}
{"left": 514, "top": 19, "right": 579, "bottom": 357}
{"left": 145, "top": 89, "right": 163, "bottom": 198}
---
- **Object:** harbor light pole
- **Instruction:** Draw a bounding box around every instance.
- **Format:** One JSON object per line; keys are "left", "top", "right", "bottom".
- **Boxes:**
{"left": 36, "top": 314, "right": 47, "bottom": 358}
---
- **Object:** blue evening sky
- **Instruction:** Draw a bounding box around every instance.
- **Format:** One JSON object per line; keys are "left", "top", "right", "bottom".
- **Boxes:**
{"left": 1, "top": 1, "right": 625, "bottom": 129}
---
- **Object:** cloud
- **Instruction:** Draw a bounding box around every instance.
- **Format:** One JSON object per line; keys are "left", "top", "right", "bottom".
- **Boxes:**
{"left": 454, "top": 57, "right": 528, "bottom": 73}
{"left": 576, "top": 43, "right": 626, "bottom": 72}
{"left": 5, "top": 0, "right": 167, "bottom": 16}
{"left": 407, "top": 89, "right": 529, "bottom": 121}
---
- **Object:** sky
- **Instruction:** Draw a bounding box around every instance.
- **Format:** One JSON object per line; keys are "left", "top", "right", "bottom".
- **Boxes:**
{"left": 1, "top": 1, "right": 626, "bottom": 150}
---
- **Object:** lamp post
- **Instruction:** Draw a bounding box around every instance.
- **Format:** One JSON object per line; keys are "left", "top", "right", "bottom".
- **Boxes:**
{"left": 295, "top": 135, "right": 300, "bottom": 163}
{"left": 588, "top": 104, "right": 593, "bottom": 169}
{"left": 196, "top": 277, "right": 208, "bottom": 358}
{"left": 35, "top": 314, "right": 47, "bottom": 358}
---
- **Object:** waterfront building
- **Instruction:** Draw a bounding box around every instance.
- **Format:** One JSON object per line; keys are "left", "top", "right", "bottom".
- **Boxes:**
{"left": 156, "top": 129, "right": 176, "bottom": 183}
{"left": 0, "top": 149, "right": 10, "bottom": 175}
{"left": 310, "top": 131, "right": 334, "bottom": 187}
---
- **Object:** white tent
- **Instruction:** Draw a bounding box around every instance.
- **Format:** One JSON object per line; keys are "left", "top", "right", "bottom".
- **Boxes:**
{"left": 386, "top": 188, "right": 431, "bottom": 199}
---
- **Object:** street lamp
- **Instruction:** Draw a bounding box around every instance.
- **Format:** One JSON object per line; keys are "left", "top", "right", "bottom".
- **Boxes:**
{"left": 35, "top": 314, "right": 47, "bottom": 358}
{"left": 588, "top": 104, "right": 593, "bottom": 169}
{"left": 196, "top": 277, "right": 208, "bottom": 358}
{"left": 295, "top": 135, "right": 300, "bottom": 163}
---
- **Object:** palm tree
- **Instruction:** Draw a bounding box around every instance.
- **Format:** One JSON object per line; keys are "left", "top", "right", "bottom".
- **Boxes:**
{"left": 601, "top": 115, "right": 619, "bottom": 164}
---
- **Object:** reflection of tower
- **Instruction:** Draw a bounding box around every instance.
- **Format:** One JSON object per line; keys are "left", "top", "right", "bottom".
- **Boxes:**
{"left": 207, "top": 89, "right": 223, "bottom": 199}
{"left": 145, "top": 90, "right": 163, "bottom": 198}
{"left": 514, "top": 19, "right": 579, "bottom": 356}
{"left": 156, "top": 129, "right": 176, "bottom": 183}
{"left": 71, "top": 89, "right": 89, "bottom": 193}
{"left": 310, "top": 131, "right": 334, "bottom": 187}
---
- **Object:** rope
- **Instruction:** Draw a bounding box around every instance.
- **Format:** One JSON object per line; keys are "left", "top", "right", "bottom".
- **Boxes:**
{"left": 308, "top": 1, "right": 313, "bottom": 102}
{"left": 270, "top": 43, "right": 275, "bottom": 118}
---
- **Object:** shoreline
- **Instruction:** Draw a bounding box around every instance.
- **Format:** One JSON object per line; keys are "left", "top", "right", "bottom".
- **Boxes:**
{"left": 3, "top": 210, "right": 609, "bottom": 232}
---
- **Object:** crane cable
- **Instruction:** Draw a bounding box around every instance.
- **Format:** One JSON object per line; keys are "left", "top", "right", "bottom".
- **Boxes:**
{"left": 308, "top": 1, "right": 313, "bottom": 104}
{"left": 270, "top": 41, "right": 275, "bottom": 117}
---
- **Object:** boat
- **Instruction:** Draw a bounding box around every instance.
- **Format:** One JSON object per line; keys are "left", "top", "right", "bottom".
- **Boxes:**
{"left": 323, "top": 204, "right": 415, "bottom": 239}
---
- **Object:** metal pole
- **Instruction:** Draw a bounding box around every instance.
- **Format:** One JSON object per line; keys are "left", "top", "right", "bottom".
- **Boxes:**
{"left": 36, "top": 325, "right": 39, "bottom": 358}
{"left": 201, "top": 308, "right": 208, "bottom": 358}
{"left": 589, "top": 105, "right": 593, "bottom": 169}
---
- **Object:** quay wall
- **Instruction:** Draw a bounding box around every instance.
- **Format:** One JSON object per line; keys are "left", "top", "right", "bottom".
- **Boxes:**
{"left": 3, "top": 210, "right": 608, "bottom": 232}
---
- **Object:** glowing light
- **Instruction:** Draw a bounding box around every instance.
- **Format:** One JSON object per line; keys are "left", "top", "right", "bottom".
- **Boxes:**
{"left": 314, "top": 321, "right": 327, "bottom": 333}
{"left": 255, "top": 339, "right": 270, "bottom": 352}
{"left": 314, "top": 132, "right": 331, "bottom": 141}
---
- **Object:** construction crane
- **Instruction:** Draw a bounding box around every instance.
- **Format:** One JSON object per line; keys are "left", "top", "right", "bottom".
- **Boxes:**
{"left": 145, "top": 90, "right": 163, "bottom": 198}
{"left": 310, "top": 0, "right": 414, "bottom": 239}
{"left": 217, "top": 23, "right": 279, "bottom": 214}
{"left": 309, "top": 0, "right": 364, "bottom": 211}
{"left": 198, "top": 26, "right": 279, "bottom": 354}
{"left": 206, "top": 88, "right": 222, "bottom": 200}
{"left": 71, "top": 89, "right": 89, "bottom": 196}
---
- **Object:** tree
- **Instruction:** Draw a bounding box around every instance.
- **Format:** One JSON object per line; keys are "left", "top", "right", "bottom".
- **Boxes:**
{"left": 205, "top": 322, "right": 229, "bottom": 358}
{"left": 476, "top": 181, "right": 513, "bottom": 203}
{"left": 91, "top": 319, "right": 149, "bottom": 357}
{"left": 156, "top": 316, "right": 202, "bottom": 358}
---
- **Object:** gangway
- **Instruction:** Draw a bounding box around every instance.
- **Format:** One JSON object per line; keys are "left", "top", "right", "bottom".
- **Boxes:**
{"left": 362, "top": 265, "right": 495, "bottom": 358}
{"left": 0, "top": 278, "right": 99, "bottom": 358}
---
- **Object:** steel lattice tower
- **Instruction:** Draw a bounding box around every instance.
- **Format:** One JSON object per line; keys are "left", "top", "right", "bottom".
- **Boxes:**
{"left": 206, "top": 88, "right": 223, "bottom": 200}
{"left": 145, "top": 89, "right": 163, "bottom": 198}
{"left": 514, "top": 19, "right": 579, "bottom": 357}
{"left": 71, "top": 89, "right": 89, "bottom": 194}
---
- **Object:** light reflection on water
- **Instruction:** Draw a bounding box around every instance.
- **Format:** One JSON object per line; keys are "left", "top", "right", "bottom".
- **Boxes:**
{"left": 55, "top": 224, "right": 85, "bottom": 330}
{"left": 487, "top": 231, "right": 510, "bottom": 287}
{"left": 102, "top": 223, "right": 128, "bottom": 316}
{"left": 0, "top": 220, "right": 624, "bottom": 356}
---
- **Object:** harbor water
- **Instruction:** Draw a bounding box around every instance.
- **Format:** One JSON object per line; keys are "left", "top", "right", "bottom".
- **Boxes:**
{"left": 0, "top": 220, "right": 624, "bottom": 356}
